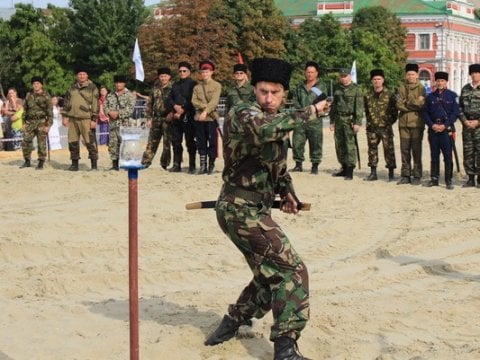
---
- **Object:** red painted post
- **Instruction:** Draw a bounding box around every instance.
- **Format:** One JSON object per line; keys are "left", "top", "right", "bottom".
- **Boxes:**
{"left": 128, "top": 168, "right": 139, "bottom": 360}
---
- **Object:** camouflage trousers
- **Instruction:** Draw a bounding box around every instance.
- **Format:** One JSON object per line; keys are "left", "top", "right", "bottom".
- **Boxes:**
{"left": 292, "top": 118, "right": 323, "bottom": 164}
{"left": 334, "top": 120, "right": 357, "bottom": 167}
{"left": 462, "top": 127, "right": 480, "bottom": 175}
{"left": 141, "top": 118, "right": 172, "bottom": 168}
{"left": 399, "top": 127, "right": 424, "bottom": 178}
{"left": 108, "top": 122, "right": 123, "bottom": 161}
{"left": 22, "top": 120, "right": 48, "bottom": 160}
{"left": 366, "top": 126, "right": 396, "bottom": 169}
{"left": 215, "top": 192, "right": 309, "bottom": 341}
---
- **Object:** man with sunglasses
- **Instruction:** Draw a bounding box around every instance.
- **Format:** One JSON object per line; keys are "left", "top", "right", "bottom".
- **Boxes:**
{"left": 225, "top": 63, "right": 255, "bottom": 114}
{"left": 168, "top": 61, "right": 197, "bottom": 173}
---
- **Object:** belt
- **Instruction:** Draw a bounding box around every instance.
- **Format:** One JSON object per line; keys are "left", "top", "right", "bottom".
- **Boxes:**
{"left": 434, "top": 119, "right": 445, "bottom": 124}
{"left": 224, "top": 183, "right": 272, "bottom": 204}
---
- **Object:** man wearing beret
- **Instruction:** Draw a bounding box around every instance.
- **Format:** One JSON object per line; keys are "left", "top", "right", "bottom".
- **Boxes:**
{"left": 396, "top": 63, "right": 426, "bottom": 185}
{"left": 168, "top": 61, "right": 197, "bottom": 173}
{"left": 422, "top": 71, "right": 459, "bottom": 189}
{"left": 291, "top": 61, "right": 328, "bottom": 174}
{"left": 20, "top": 76, "right": 52, "bottom": 170}
{"left": 141, "top": 67, "right": 173, "bottom": 169}
{"left": 363, "top": 69, "right": 398, "bottom": 181}
{"left": 62, "top": 68, "right": 99, "bottom": 171}
{"left": 191, "top": 59, "right": 222, "bottom": 174}
{"left": 104, "top": 75, "right": 135, "bottom": 170}
{"left": 225, "top": 63, "right": 255, "bottom": 114}
{"left": 330, "top": 66, "right": 364, "bottom": 180}
{"left": 206, "top": 57, "right": 328, "bottom": 360}
{"left": 459, "top": 63, "right": 480, "bottom": 187}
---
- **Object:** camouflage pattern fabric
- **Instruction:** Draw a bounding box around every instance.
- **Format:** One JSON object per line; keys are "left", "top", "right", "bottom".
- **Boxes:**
{"left": 364, "top": 88, "right": 397, "bottom": 168}
{"left": 215, "top": 101, "right": 316, "bottom": 341}
{"left": 22, "top": 90, "right": 52, "bottom": 160}
{"left": 225, "top": 82, "right": 255, "bottom": 113}
{"left": 459, "top": 83, "right": 480, "bottom": 175}
{"left": 291, "top": 80, "right": 327, "bottom": 164}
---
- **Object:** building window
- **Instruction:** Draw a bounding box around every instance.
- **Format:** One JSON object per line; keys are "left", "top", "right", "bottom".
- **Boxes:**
{"left": 419, "top": 34, "right": 431, "bottom": 50}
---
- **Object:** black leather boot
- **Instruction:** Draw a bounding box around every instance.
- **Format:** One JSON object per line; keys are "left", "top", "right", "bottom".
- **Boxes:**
{"left": 291, "top": 161, "right": 303, "bottom": 172}
{"left": 35, "top": 160, "right": 44, "bottom": 170}
{"left": 364, "top": 166, "right": 377, "bottom": 181}
{"left": 344, "top": 166, "right": 353, "bottom": 180}
{"left": 477, "top": 175, "right": 480, "bottom": 189}
{"left": 445, "top": 161, "right": 453, "bottom": 190}
{"left": 109, "top": 160, "right": 119, "bottom": 171}
{"left": 188, "top": 154, "right": 196, "bottom": 174}
{"left": 424, "top": 162, "right": 439, "bottom": 187}
{"left": 67, "top": 159, "right": 79, "bottom": 171}
{"left": 169, "top": 153, "right": 182, "bottom": 172}
{"left": 204, "top": 315, "right": 240, "bottom": 346}
{"left": 198, "top": 155, "right": 208, "bottom": 175}
{"left": 462, "top": 174, "right": 475, "bottom": 188}
{"left": 388, "top": 168, "right": 395, "bottom": 182}
{"left": 332, "top": 164, "right": 346, "bottom": 177}
{"left": 90, "top": 159, "right": 98, "bottom": 170}
{"left": 19, "top": 159, "right": 31, "bottom": 168}
{"left": 208, "top": 158, "right": 215, "bottom": 174}
{"left": 273, "top": 337, "right": 311, "bottom": 360}
{"left": 310, "top": 163, "right": 319, "bottom": 175}
{"left": 397, "top": 176, "right": 410, "bottom": 185}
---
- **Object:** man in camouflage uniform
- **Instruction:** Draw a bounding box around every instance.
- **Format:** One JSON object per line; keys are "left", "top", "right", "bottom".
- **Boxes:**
{"left": 206, "top": 58, "right": 328, "bottom": 360}
{"left": 141, "top": 67, "right": 173, "bottom": 169}
{"left": 291, "top": 61, "right": 327, "bottom": 174}
{"left": 20, "top": 76, "right": 52, "bottom": 170}
{"left": 330, "top": 67, "right": 364, "bottom": 180}
{"left": 459, "top": 63, "right": 480, "bottom": 188}
{"left": 104, "top": 75, "right": 135, "bottom": 170}
{"left": 396, "top": 63, "right": 426, "bottom": 185}
{"left": 225, "top": 63, "right": 255, "bottom": 114}
{"left": 63, "top": 68, "right": 99, "bottom": 171}
{"left": 363, "top": 69, "right": 398, "bottom": 181}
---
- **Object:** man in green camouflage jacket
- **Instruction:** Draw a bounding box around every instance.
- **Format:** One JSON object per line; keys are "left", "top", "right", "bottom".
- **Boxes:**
{"left": 20, "top": 76, "right": 52, "bottom": 170}
{"left": 141, "top": 67, "right": 173, "bottom": 169}
{"left": 363, "top": 69, "right": 398, "bottom": 181}
{"left": 62, "top": 68, "right": 99, "bottom": 171}
{"left": 225, "top": 63, "right": 255, "bottom": 113}
{"left": 291, "top": 61, "right": 328, "bottom": 174}
{"left": 104, "top": 75, "right": 135, "bottom": 170}
{"left": 459, "top": 63, "right": 480, "bottom": 188}
{"left": 330, "top": 67, "right": 364, "bottom": 180}
{"left": 206, "top": 58, "right": 328, "bottom": 360}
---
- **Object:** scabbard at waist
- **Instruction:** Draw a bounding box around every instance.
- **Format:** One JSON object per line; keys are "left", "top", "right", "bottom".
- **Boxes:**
{"left": 223, "top": 183, "right": 273, "bottom": 204}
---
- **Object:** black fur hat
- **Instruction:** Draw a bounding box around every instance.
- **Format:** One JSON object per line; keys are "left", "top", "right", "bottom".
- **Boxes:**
{"left": 31, "top": 76, "right": 43, "bottom": 84}
{"left": 370, "top": 69, "right": 385, "bottom": 79}
{"left": 405, "top": 63, "right": 419, "bottom": 73}
{"left": 157, "top": 67, "right": 171, "bottom": 75}
{"left": 250, "top": 58, "right": 293, "bottom": 90}
{"left": 113, "top": 75, "right": 127, "bottom": 83}
{"left": 469, "top": 64, "right": 480, "bottom": 75}
{"left": 434, "top": 71, "right": 449, "bottom": 81}
{"left": 233, "top": 63, "right": 248, "bottom": 73}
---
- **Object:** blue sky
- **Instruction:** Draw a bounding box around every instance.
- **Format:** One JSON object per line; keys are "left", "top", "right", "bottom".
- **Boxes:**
{"left": 8, "top": 0, "right": 161, "bottom": 8}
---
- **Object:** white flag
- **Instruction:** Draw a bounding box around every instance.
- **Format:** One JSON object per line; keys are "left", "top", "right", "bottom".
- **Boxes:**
{"left": 350, "top": 60, "right": 357, "bottom": 84}
{"left": 132, "top": 38, "right": 144, "bottom": 82}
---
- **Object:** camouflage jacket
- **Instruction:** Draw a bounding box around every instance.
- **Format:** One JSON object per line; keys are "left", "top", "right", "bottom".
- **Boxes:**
{"left": 364, "top": 87, "right": 398, "bottom": 130}
{"left": 222, "top": 102, "right": 316, "bottom": 199}
{"left": 63, "top": 80, "right": 99, "bottom": 120}
{"left": 23, "top": 90, "right": 53, "bottom": 126}
{"left": 104, "top": 89, "right": 135, "bottom": 125}
{"left": 396, "top": 80, "right": 426, "bottom": 128}
{"left": 147, "top": 82, "right": 172, "bottom": 120}
{"left": 292, "top": 80, "right": 327, "bottom": 116}
{"left": 459, "top": 83, "right": 480, "bottom": 122}
{"left": 225, "top": 82, "right": 255, "bottom": 113}
{"left": 330, "top": 82, "right": 364, "bottom": 125}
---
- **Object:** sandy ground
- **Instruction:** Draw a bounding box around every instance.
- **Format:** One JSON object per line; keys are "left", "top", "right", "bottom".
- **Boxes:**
{"left": 0, "top": 125, "right": 479, "bottom": 360}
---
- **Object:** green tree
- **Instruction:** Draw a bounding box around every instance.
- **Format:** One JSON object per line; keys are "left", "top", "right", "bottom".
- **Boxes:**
{"left": 69, "top": 0, "right": 148, "bottom": 84}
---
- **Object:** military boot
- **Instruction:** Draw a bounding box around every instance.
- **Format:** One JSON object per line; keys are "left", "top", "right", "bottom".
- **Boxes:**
{"left": 67, "top": 159, "right": 79, "bottom": 171}
{"left": 310, "top": 163, "right": 319, "bottom": 175}
{"left": 198, "top": 155, "right": 208, "bottom": 175}
{"left": 397, "top": 176, "right": 410, "bottom": 185}
{"left": 388, "top": 168, "right": 395, "bottom": 182}
{"left": 332, "top": 164, "right": 346, "bottom": 177}
{"left": 477, "top": 175, "right": 480, "bottom": 189}
{"left": 364, "top": 166, "right": 377, "bottom": 181}
{"left": 462, "top": 175, "right": 475, "bottom": 188}
{"left": 188, "top": 154, "right": 196, "bottom": 174}
{"left": 90, "top": 159, "right": 98, "bottom": 170}
{"left": 291, "top": 162, "right": 303, "bottom": 172}
{"left": 208, "top": 157, "right": 215, "bottom": 174}
{"left": 204, "top": 315, "right": 241, "bottom": 346}
{"left": 169, "top": 153, "right": 182, "bottom": 172}
{"left": 35, "top": 160, "right": 45, "bottom": 170}
{"left": 19, "top": 159, "right": 31, "bottom": 168}
{"left": 424, "top": 162, "right": 439, "bottom": 187}
{"left": 273, "top": 337, "right": 311, "bottom": 360}
{"left": 109, "top": 160, "right": 119, "bottom": 171}
{"left": 445, "top": 161, "right": 454, "bottom": 190}
{"left": 344, "top": 166, "right": 353, "bottom": 180}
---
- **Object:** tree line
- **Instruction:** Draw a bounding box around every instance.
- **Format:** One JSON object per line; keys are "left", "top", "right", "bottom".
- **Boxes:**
{"left": 0, "top": 0, "right": 408, "bottom": 98}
